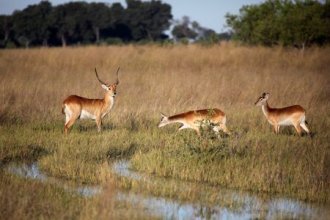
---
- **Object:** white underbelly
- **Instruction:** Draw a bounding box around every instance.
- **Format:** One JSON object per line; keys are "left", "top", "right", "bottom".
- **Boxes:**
{"left": 80, "top": 110, "right": 96, "bottom": 120}
{"left": 278, "top": 118, "right": 293, "bottom": 126}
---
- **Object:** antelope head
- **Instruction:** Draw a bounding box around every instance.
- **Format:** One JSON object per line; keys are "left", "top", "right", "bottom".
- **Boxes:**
{"left": 255, "top": 92, "right": 269, "bottom": 106}
{"left": 95, "top": 67, "right": 120, "bottom": 97}
{"left": 158, "top": 113, "right": 169, "bottom": 127}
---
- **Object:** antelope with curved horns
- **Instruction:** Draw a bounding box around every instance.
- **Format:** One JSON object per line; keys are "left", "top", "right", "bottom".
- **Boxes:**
{"left": 62, "top": 67, "right": 120, "bottom": 134}
{"left": 255, "top": 92, "right": 310, "bottom": 136}
{"left": 158, "top": 108, "right": 230, "bottom": 136}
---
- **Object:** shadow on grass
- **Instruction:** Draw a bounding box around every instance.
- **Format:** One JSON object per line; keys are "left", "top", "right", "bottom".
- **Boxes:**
{"left": 77, "top": 123, "right": 116, "bottom": 133}
{"left": 0, "top": 144, "right": 50, "bottom": 165}
{"left": 0, "top": 113, "right": 24, "bottom": 126}
{"left": 274, "top": 127, "right": 314, "bottom": 138}
{"left": 124, "top": 115, "right": 156, "bottom": 132}
{"left": 107, "top": 143, "right": 137, "bottom": 160}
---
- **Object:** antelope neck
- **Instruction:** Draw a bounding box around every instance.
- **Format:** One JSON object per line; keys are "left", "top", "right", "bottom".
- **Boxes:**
{"left": 261, "top": 101, "right": 271, "bottom": 117}
{"left": 168, "top": 116, "right": 183, "bottom": 123}
{"left": 104, "top": 93, "right": 115, "bottom": 103}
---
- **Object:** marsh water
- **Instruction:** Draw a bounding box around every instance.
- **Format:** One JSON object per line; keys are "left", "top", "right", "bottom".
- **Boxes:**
{"left": 6, "top": 162, "right": 101, "bottom": 197}
{"left": 5, "top": 161, "right": 329, "bottom": 219}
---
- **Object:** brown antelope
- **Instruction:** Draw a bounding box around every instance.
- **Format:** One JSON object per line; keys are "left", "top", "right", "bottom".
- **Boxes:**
{"left": 255, "top": 92, "right": 310, "bottom": 136}
{"left": 158, "top": 108, "right": 230, "bottom": 135}
{"left": 62, "top": 67, "right": 120, "bottom": 134}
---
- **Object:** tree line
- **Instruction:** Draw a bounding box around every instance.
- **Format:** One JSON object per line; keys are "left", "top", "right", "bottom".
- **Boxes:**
{"left": 0, "top": 0, "right": 174, "bottom": 48}
{"left": 0, "top": 0, "right": 329, "bottom": 48}
{"left": 0, "top": 0, "right": 226, "bottom": 48}
{"left": 226, "top": 0, "right": 330, "bottom": 48}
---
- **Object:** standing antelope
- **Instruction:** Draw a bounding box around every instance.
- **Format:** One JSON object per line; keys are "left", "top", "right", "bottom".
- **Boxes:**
{"left": 62, "top": 67, "right": 120, "bottom": 134}
{"left": 255, "top": 92, "right": 310, "bottom": 136}
{"left": 158, "top": 108, "right": 230, "bottom": 135}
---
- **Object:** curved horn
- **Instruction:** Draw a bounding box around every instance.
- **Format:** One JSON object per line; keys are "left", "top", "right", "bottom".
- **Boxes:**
{"left": 115, "top": 67, "right": 120, "bottom": 85}
{"left": 95, "top": 68, "right": 108, "bottom": 85}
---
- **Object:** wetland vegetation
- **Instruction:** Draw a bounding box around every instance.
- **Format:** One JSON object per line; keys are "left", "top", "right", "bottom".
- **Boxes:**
{"left": 0, "top": 44, "right": 329, "bottom": 219}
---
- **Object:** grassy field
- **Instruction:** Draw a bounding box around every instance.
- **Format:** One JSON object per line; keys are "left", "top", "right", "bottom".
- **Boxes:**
{"left": 0, "top": 43, "right": 329, "bottom": 218}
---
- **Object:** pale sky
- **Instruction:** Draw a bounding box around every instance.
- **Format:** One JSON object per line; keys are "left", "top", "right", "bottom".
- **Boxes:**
{"left": 0, "top": 0, "right": 264, "bottom": 32}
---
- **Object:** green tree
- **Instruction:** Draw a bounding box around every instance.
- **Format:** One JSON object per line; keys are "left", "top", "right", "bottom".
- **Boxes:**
{"left": 279, "top": 0, "right": 327, "bottom": 48}
{"left": 172, "top": 17, "right": 218, "bottom": 44}
{"left": 191, "top": 21, "right": 219, "bottom": 44}
{"left": 0, "top": 15, "right": 13, "bottom": 47}
{"left": 12, "top": 1, "right": 52, "bottom": 47}
{"left": 172, "top": 16, "right": 198, "bottom": 42}
{"left": 1, "top": 0, "right": 174, "bottom": 47}
{"left": 107, "top": 3, "right": 129, "bottom": 41}
{"left": 125, "top": 0, "right": 172, "bottom": 41}
{"left": 226, "top": 0, "right": 330, "bottom": 47}
{"left": 86, "top": 2, "right": 111, "bottom": 44}
{"left": 50, "top": 2, "right": 91, "bottom": 47}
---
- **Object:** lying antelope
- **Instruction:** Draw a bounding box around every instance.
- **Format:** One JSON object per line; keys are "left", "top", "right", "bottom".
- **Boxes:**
{"left": 255, "top": 92, "right": 310, "bottom": 136}
{"left": 158, "top": 108, "right": 230, "bottom": 135}
{"left": 62, "top": 67, "right": 120, "bottom": 134}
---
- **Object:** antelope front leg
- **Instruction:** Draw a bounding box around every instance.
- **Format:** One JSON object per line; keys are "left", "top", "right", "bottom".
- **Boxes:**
{"left": 276, "top": 125, "right": 280, "bottom": 134}
{"left": 219, "top": 124, "right": 230, "bottom": 135}
{"left": 293, "top": 123, "right": 302, "bottom": 136}
{"left": 96, "top": 117, "right": 102, "bottom": 132}
{"left": 194, "top": 127, "right": 201, "bottom": 136}
{"left": 273, "top": 124, "right": 279, "bottom": 134}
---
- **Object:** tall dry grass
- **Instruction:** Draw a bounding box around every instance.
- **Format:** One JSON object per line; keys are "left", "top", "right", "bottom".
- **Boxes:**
{"left": 1, "top": 43, "right": 329, "bottom": 124}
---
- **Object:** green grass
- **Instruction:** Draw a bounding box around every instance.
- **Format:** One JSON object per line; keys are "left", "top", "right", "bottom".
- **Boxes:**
{"left": 0, "top": 44, "right": 329, "bottom": 218}
{"left": 0, "top": 112, "right": 329, "bottom": 219}
{"left": 131, "top": 117, "right": 329, "bottom": 203}
{"left": 0, "top": 121, "right": 158, "bottom": 220}
{"left": 1, "top": 114, "right": 329, "bottom": 204}
{"left": 0, "top": 171, "right": 85, "bottom": 219}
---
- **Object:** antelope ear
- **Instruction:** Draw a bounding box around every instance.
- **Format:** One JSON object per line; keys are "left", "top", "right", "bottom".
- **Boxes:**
{"left": 264, "top": 93, "right": 269, "bottom": 99}
{"left": 101, "top": 84, "right": 109, "bottom": 90}
{"left": 160, "top": 112, "right": 167, "bottom": 118}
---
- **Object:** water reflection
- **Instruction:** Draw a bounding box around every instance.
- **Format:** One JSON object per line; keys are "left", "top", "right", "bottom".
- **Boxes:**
{"left": 7, "top": 162, "right": 46, "bottom": 180}
{"left": 6, "top": 162, "right": 101, "bottom": 197}
{"left": 112, "top": 160, "right": 329, "bottom": 220}
{"left": 5, "top": 161, "right": 329, "bottom": 219}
